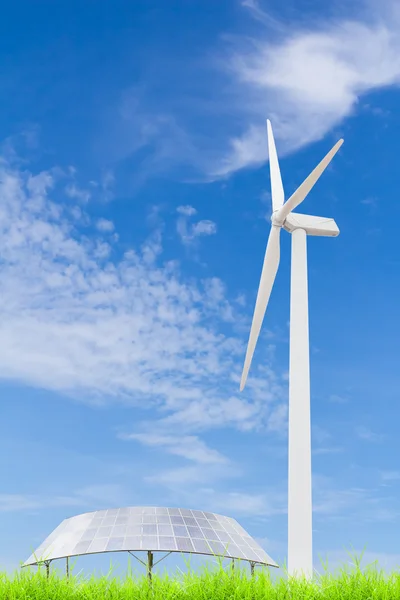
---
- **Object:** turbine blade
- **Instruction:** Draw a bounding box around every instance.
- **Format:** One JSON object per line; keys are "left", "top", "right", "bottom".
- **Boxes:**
{"left": 278, "top": 139, "right": 344, "bottom": 222}
{"left": 240, "top": 225, "right": 281, "bottom": 391}
{"left": 267, "top": 120, "right": 285, "bottom": 212}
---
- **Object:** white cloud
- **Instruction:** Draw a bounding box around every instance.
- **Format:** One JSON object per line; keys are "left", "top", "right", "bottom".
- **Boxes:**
{"left": 106, "top": 2, "right": 400, "bottom": 181}
{"left": 176, "top": 205, "right": 217, "bottom": 245}
{"left": 311, "top": 424, "right": 344, "bottom": 455}
{"left": 381, "top": 471, "right": 400, "bottom": 482}
{"left": 0, "top": 484, "right": 127, "bottom": 513}
{"left": 329, "top": 393, "right": 349, "bottom": 404}
{"left": 313, "top": 446, "right": 344, "bottom": 456}
{"left": 211, "top": 124, "right": 268, "bottom": 178}
{"left": 171, "top": 485, "right": 287, "bottom": 517}
{"left": 192, "top": 220, "right": 217, "bottom": 236}
{"left": 65, "top": 183, "right": 91, "bottom": 203}
{"left": 145, "top": 463, "right": 240, "bottom": 487}
{"left": 119, "top": 432, "right": 229, "bottom": 465}
{"left": 317, "top": 548, "right": 400, "bottom": 574}
{"left": 0, "top": 159, "right": 285, "bottom": 443}
{"left": 215, "top": 4, "right": 400, "bottom": 175}
{"left": 355, "top": 425, "right": 385, "bottom": 442}
{"left": 311, "top": 474, "right": 397, "bottom": 522}
{"left": 145, "top": 392, "right": 284, "bottom": 434}
{"left": 313, "top": 425, "right": 332, "bottom": 445}
{"left": 177, "top": 205, "right": 197, "bottom": 217}
{"left": 96, "top": 218, "right": 115, "bottom": 232}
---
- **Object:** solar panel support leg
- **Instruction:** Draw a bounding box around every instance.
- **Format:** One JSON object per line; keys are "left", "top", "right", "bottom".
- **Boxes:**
{"left": 44, "top": 560, "right": 50, "bottom": 579}
{"left": 250, "top": 561, "right": 255, "bottom": 577}
{"left": 147, "top": 550, "right": 153, "bottom": 584}
{"left": 66, "top": 557, "right": 69, "bottom": 580}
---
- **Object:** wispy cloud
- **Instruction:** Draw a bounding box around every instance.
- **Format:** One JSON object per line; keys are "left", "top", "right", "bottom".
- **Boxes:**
{"left": 0, "top": 158, "right": 286, "bottom": 445}
{"left": 215, "top": 0, "right": 400, "bottom": 175}
{"left": 312, "top": 475, "right": 378, "bottom": 519}
{"left": 0, "top": 484, "right": 127, "bottom": 513}
{"left": 176, "top": 205, "right": 217, "bottom": 245}
{"left": 328, "top": 394, "right": 349, "bottom": 404}
{"left": 317, "top": 548, "right": 400, "bottom": 574}
{"left": 173, "top": 486, "right": 287, "bottom": 518}
{"left": 355, "top": 425, "right": 385, "bottom": 443}
{"left": 381, "top": 470, "right": 400, "bottom": 482}
{"left": 119, "top": 432, "right": 229, "bottom": 465}
{"left": 96, "top": 218, "right": 115, "bottom": 233}
{"left": 65, "top": 183, "right": 91, "bottom": 203}
{"left": 144, "top": 464, "right": 239, "bottom": 487}
{"left": 110, "top": 1, "right": 400, "bottom": 180}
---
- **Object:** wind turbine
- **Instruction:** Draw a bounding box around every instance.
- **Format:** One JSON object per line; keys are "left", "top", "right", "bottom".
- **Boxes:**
{"left": 240, "top": 120, "right": 343, "bottom": 579}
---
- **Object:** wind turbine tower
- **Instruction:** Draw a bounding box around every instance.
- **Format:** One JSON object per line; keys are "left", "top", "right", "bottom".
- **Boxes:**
{"left": 240, "top": 120, "right": 343, "bottom": 578}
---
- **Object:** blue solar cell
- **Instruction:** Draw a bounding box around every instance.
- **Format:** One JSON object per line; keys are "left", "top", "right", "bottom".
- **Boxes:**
{"left": 79, "top": 529, "right": 97, "bottom": 542}
{"left": 73, "top": 541, "right": 92, "bottom": 554}
{"left": 95, "top": 526, "right": 113, "bottom": 538}
{"left": 140, "top": 535, "right": 158, "bottom": 550}
{"left": 208, "top": 540, "right": 228, "bottom": 555}
{"left": 122, "top": 536, "right": 141, "bottom": 550}
{"left": 112, "top": 525, "right": 127, "bottom": 538}
{"left": 157, "top": 524, "right": 174, "bottom": 536}
{"left": 145, "top": 507, "right": 157, "bottom": 514}
{"left": 192, "top": 538, "right": 211, "bottom": 554}
{"left": 170, "top": 516, "right": 185, "bottom": 525}
{"left": 158, "top": 536, "right": 177, "bottom": 550}
{"left": 202, "top": 528, "right": 219, "bottom": 541}
{"left": 203, "top": 512, "right": 218, "bottom": 520}
{"left": 195, "top": 518, "right": 210, "bottom": 528}
{"left": 156, "top": 515, "right": 170, "bottom": 524}
{"left": 142, "top": 524, "right": 157, "bottom": 536}
{"left": 142, "top": 515, "right": 157, "bottom": 524}
{"left": 106, "top": 538, "right": 124, "bottom": 551}
{"left": 175, "top": 537, "right": 194, "bottom": 552}
{"left": 126, "top": 525, "right": 141, "bottom": 536}
{"left": 155, "top": 507, "right": 169, "bottom": 515}
{"left": 187, "top": 526, "right": 204, "bottom": 538}
{"left": 88, "top": 538, "right": 108, "bottom": 553}
{"left": 172, "top": 525, "right": 189, "bottom": 537}
{"left": 215, "top": 530, "right": 233, "bottom": 543}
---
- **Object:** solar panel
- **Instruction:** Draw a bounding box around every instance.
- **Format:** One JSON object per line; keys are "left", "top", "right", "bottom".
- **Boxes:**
{"left": 23, "top": 506, "right": 278, "bottom": 568}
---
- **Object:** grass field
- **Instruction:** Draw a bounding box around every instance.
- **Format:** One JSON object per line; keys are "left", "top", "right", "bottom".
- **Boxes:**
{"left": 1, "top": 555, "right": 400, "bottom": 599}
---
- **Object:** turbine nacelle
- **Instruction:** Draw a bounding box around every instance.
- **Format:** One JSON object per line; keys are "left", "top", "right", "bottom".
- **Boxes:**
{"left": 284, "top": 213, "right": 339, "bottom": 237}
{"left": 271, "top": 211, "right": 339, "bottom": 237}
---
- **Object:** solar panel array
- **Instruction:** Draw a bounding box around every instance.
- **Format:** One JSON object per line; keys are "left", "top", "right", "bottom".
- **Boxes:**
{"left": 24, "top": 506, "right": 277, "bottom": 567}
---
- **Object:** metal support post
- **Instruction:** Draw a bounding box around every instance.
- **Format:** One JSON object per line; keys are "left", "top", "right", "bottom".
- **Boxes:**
{"left": 147, "top": 550, "right": 153, "bottom": 584}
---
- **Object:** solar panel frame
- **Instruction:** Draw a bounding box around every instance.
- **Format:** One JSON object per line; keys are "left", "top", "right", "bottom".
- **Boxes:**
{"left": 22, "top": 506, "right": 278, "bottom": 568}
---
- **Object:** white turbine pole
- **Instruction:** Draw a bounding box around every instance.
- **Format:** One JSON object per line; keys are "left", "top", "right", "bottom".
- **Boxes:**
{"left": 288, "top": 228, "right": 312, "bottom": 578}
{"left": 239, "top": 120, "right": 343, "bottom": 581}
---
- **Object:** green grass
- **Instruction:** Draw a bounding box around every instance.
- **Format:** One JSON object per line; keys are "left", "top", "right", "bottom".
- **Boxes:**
{"left": 2, "top": 555, "right": 400, "bottom": 599}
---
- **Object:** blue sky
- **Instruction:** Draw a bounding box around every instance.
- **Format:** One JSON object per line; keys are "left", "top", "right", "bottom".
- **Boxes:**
{"left": 2, "top": 0, "right": 400, "bottom": 579}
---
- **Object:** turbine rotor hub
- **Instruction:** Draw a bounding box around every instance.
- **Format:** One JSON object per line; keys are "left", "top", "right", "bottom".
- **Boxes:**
{"left": 271, "top": 210, "right": 285, "bottom": 227}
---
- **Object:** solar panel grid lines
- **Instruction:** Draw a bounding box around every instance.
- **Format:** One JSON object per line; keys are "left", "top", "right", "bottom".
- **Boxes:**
{"left": 23, "top": 506, "right": 278, "bottom": 568}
